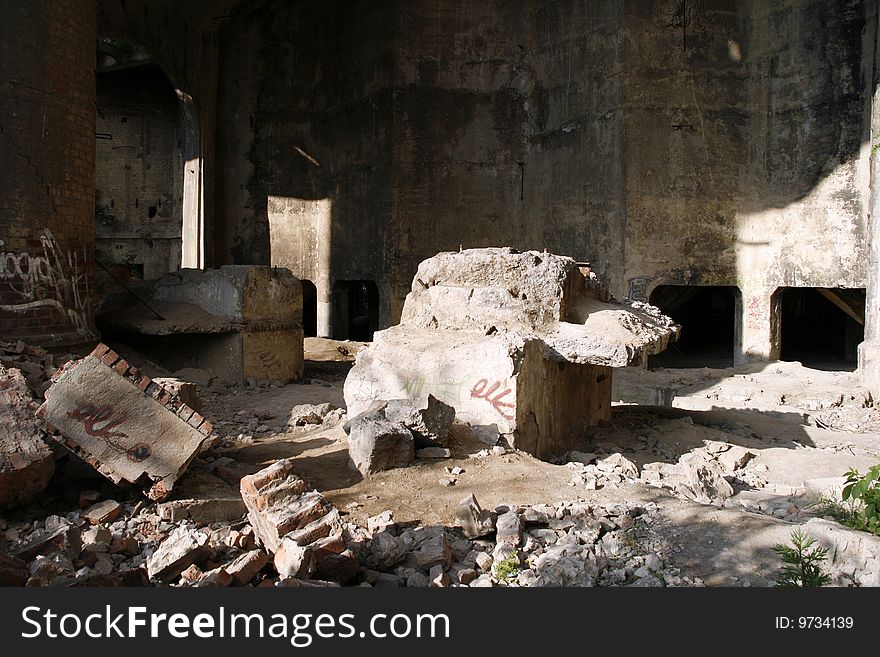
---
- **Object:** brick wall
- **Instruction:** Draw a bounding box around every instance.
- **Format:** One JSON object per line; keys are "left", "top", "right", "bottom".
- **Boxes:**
{"left": 0, "top": 0, "right": 97, "bottom": 346}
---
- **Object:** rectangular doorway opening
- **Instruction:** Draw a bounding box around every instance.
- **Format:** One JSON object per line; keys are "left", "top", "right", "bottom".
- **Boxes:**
{"left": 648, "top": 285, "right": 741, "bottom": 368}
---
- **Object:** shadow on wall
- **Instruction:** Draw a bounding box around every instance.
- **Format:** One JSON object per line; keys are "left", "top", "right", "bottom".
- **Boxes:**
{"left": 212, "top": 1, "right": 872, "bottom": 350}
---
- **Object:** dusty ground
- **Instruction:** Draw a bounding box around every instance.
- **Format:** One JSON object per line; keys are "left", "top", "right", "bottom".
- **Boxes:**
{"left": 87, "top": 338, "right": 878, "bottom": 586}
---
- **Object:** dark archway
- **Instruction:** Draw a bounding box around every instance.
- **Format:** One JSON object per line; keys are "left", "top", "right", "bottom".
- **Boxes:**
{"left": 648, "top": 285, "right": 741, "bottom": 368}
{"left": 300, "top": 279, "right": 317, "bottom": 337}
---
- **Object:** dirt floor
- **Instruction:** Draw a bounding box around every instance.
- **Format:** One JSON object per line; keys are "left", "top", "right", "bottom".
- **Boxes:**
{"left": 120, "top": 338, "right": 869, "bottom": 586}
{"left": 24, "top": 338, "right": 868, "bottom": 586}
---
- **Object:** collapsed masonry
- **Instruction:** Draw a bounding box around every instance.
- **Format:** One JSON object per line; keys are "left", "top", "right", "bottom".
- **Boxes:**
{"left": 240, "top": 459, "right": 358, "bottom": 585}
{"left": 37, "top": 344, "right": 216, "bottom": 501}
{"left": 99, "top": 266, "right": 304, "bottom": 384}
{"left": 344, "top": 248, "right": 678, "bottom": 459}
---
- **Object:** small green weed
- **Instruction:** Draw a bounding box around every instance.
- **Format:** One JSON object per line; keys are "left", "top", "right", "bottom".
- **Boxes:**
{"left": 772, "top": 529, "right": 831, "bottom": 588}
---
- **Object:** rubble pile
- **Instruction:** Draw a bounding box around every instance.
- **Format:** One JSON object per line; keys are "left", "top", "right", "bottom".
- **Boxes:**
{"left": 356, "top": 496, "right": 701, "bottom": 588}
{"left": 342, "top": 395, "right": 456, "bottom": 475}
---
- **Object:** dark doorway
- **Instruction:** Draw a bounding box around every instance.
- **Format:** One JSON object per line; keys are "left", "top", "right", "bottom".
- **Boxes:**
{"left": 333, "top": 280, "right": 379, "bottom": 341}
{"left": 300, "top": 280, "right": 317, "bottom": 337}
{"left": 648, "top": 285, "right": 741, "bottom": 368}
{"left": 775, "top": 287, "right": 864, "bottom": 371}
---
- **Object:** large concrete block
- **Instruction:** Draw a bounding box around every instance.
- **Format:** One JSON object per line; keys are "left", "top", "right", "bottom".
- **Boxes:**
{"left": 102, "top": 266, "right": 305, "bottom": 384}
{"left": 153, "top": 266, "right": 303, "bottom": 327}
{"left": 344, "top": 327, "right": 611, "bottom": 459}
{"left": 345, "top": 248, "right": 673, "bottom": 460}
{"left": 36, "top": 345, "right": 214, "bottom": 500}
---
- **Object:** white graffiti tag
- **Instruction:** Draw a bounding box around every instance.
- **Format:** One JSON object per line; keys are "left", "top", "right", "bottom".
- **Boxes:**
{"left": 0, "top": 229, "right": 90, "bottom": 333}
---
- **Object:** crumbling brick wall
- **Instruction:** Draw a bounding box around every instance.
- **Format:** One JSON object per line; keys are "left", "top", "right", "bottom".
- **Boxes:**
{"left": 0, "top": 0, "right": 97, "bottom": 346}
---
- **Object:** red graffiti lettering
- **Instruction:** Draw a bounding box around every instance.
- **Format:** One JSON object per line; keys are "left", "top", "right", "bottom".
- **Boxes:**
{"left": 470, "top": 379, "right": 515, "bottom": 420}
{"left": 68, "top": 403, "right": 128, "bottom": 440}
{"left": 66, "top": 403, "right": 151, "bottom": 462}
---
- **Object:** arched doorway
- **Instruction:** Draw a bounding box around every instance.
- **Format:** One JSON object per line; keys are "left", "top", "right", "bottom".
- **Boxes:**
{"left": 95, "top": 39, "right": 202, "bottom": 293}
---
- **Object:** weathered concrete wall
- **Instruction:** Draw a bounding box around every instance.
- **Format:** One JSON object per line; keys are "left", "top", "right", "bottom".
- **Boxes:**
{"left": 212, "top": 0, "right": 872, "bottom": 360}
{"left": 215, "top": 0, "right": 394, "bottom": 336}
{"left": 97, "top": 0, "right": 234, "bottom": 271}
{"left": 96, "top": 65, "right": 182, "bottom": 280}
{"left": 623, "top": 0, "right": 870, "bottom": 361}
{"left": 0, "top": 0, "right": 97, "bottom": 346}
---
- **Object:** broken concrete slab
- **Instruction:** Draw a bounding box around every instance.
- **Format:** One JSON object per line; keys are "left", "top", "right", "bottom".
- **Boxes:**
{"left": 0, "top": 364, "right": 54, "bottom": 509}
{"left": 147, "top": 525, "right": 210, "bottom": 581}
{"left": 82, "top": 500, "right": 123, "bottom": 525}
{"left": 152, "top": 378, "right": 201, "bottom": 413}
{"left": 678, "top": 453, "right": 734, "bottom": 505}
{"left": 274, "top": 537, "right": 316, "bottom": 579}
{"left": 384, "top": 395, "right": 455, "bottom": 447}
{"left": 37, "top": 345, "right": 215, "bottom": 501}
{"left": 803, "top": 518, "right": 880, "bottom": 586}
{"left": 346, "top": 413, "right": 415, "bottom": 476}
{"left": 224, "top": 549, "right": 269, "bottom": 586}
{"left": 157, "top": 498, "right": 247, "bottom": 523}
{"left": 12, "top": 522, "right": 81, "bottom": 562}
{"left": 345, "top": 248, "right": 677, "bottom": 460}
{"left": 495, "top": 510, "right": 524, "bottom": 548}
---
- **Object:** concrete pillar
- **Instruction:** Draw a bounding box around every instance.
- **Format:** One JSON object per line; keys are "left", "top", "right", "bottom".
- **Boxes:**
{"left": 859, "top": 1, "right": 880, "bottom": 399}
{"left": 737, "top": 287, "right": 776, "bottom": 364}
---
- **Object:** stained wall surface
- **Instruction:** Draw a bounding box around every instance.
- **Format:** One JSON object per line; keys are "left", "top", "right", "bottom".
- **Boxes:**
{"left": 212, "top": 0, "right": 872, "bottom": 359}
{"left": 0, "top": 0, "right": 98, "bottom": 345}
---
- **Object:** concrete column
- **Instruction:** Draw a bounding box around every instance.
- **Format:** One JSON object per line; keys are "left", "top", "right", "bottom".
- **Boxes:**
{"left": 859, "top": 0, "right": 880, "bottom": 399}
{"left": 738, "top": 287, "right": 775, "bottom": 364}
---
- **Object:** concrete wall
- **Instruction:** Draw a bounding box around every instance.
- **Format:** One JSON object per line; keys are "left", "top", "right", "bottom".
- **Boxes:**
{"left": 623, "top": 0, "right": 870, "bottom": 361}
{"left": 215, "top": 0, "right": 394, "bottom": 336}
{"left": 97, "top": 0, "right": 233, "bottom": 271}
{"left": 96, "top": 65, "right": 182, "bottom": 281}
{"left": 0, "top": 0, "right": 97, "bottom": 346}
{"left": 210, "top": 0, "right": 871, "bottom": 359}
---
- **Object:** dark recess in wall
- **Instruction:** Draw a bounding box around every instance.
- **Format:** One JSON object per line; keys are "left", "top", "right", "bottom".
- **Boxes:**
{"left": 649, "top": 285, "right": 741, "bottom": 369}
{"left": 777, "top": 287, "right": 865, "bottom": 370}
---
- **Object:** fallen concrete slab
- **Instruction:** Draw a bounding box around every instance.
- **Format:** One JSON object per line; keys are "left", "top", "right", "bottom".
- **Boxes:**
{"left": 36, "top": 344, "right": 215, "bottom": 501}
{"left": 0, "top": 363, "right": 54, "bottom": 509}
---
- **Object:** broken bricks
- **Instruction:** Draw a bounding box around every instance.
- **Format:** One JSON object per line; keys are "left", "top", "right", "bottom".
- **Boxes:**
{"left": 36, "top": 344, "right": 216, "bottom": 501}
{"left": 240, "top": 458, "right": 356, "bottom": 584}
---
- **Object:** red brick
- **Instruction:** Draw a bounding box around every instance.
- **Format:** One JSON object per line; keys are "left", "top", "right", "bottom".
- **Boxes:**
{"left": 112, "top": 359, "right": 129, "bottom": 375}
{"left": 90, "top": 343, "right": 110, "bottom": 359}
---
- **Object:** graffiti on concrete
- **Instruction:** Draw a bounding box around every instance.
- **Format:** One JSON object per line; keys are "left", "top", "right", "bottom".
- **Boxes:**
{"left": 66, "top": 402, "right": 151, "bottom": 462}
{"left": 627, "top": 276, "right": 651, "bottom": 302}
{"left": 0, "top": 228, "right": 90, "bottom": 333}
{"left": 469, "top": 379, "right": 515, "bottom": 420}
